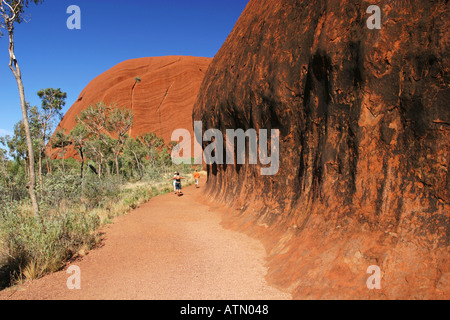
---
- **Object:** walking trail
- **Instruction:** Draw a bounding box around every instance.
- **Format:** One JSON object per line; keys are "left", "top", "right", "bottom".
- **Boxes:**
{"left": 0, "top": 186, "right": 291, "bottom": 300}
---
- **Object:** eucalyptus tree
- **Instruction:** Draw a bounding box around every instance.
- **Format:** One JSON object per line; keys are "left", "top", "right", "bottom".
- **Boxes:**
{"left": 5, "top": 105, "right": 41, "bottom": 175}
{"left": 77, "top": 102, "right": 109, "bottom": 143}
{"left": 78, "top": 103, "right": 133, "bottom": 177}
{"left": 84, "top": 137, "right": 109, "bottom": 180}
{"left": 77, "top": 103, "right": 111, "bottom": 178}
{"left": 37, "top": 88, "right": 66, "bottom": 178}
{"left": 1, "top": 0, "right": 44, "bottom": 216}
{"left": 51, "top": 129, "right": 71, "bottom": 173}
{"left": 138, "top": 133, "right": 164, "bottom": 165}
{"left": 124, "top": 137, "right": 146, "bottom": 179}
{"left": 69, "top": 123, "right": 89, "bottom": 180}
{"left": 106, "top": 107, "right": 133, "bottom": 175}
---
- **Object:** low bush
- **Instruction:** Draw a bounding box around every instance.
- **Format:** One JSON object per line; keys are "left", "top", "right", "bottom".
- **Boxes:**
{"left": 0, "top": 175, "right": 183, "bottom": 285}
{"left": 0, "top": 207, "right": 100, "bottom": 281}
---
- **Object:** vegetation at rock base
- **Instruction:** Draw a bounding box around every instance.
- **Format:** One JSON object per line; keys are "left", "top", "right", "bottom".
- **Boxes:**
{"left": 0, "top": 90, "right": 199, "bottom": 289}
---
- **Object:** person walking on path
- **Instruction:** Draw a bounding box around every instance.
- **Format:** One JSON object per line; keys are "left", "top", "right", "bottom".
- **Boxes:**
{"left": 169, "top": 172, "right": 186, "bottom": 197}
{"left": 173, "top": 172, "right": 178, "bottom": 194}
{"left": 194, "top": 170, "right": 201, "bottom": 188}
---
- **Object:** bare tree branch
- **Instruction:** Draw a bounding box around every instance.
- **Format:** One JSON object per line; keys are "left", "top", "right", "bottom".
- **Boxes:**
{"left": 2, "top": 0, "right": 16, "bottom": 21}
{"left": 1, "top": 0, "right": 26, "bottom": 24}
{"left": 2, "top": 0, "right": 14, "bottom": 14}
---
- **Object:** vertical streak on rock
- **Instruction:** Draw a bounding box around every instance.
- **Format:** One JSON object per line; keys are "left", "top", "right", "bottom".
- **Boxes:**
{"left": 158, "top": 82, "right": 175, "bottom": 136}
{"left": 193, "top": 0, "right": 449, "bottom": 299}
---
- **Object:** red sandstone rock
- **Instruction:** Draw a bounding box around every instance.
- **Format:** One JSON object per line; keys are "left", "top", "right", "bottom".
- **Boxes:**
{"left": 194, "top": 0, "right": 449, "bottom": 299}
{"left": 52, "top": 56, "right": 211, "bottom": 158}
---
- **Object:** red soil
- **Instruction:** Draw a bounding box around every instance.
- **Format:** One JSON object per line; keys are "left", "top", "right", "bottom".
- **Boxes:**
{"left": 0, "top": 187, "right": 291, "bottom": 300}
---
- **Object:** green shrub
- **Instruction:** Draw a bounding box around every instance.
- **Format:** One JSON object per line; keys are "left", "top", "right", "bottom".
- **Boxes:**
{"left": 38, "top": 172, "right": 82, "bottom": 210}
{"left": 0, "top": 209, "right": 100, "bottom": 281}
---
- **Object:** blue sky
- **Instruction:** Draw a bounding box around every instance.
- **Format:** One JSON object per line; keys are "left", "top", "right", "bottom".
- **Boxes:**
{"left": 0, "top": 0, "right": 248, "bottom": 137}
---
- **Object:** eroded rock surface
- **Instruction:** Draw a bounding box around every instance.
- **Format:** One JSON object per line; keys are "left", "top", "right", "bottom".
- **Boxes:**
{"left": 194, "top": 0, "right": 449, "bottom": 299}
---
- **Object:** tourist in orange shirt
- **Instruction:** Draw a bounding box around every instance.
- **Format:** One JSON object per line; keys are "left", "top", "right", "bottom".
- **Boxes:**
{"left": 194, "top": 170, "right": 201, "bottom": 188}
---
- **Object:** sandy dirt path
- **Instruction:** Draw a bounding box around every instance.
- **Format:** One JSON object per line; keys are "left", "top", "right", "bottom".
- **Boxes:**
{"left": 0, "top": 186, "right": 291, "bottom": 300}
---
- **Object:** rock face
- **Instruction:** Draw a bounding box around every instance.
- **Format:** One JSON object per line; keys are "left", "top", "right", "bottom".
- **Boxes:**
{"left": 54, "top": 56, "right": 211, "bottom": 158}
{"left": 194, "top": 0, "right": 449, "bottom": 299}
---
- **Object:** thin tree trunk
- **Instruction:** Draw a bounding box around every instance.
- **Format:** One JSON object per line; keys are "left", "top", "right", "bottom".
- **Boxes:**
{"left": 46, "top": 156, "right": 52, "bottom": 175}
{"left": 115, "top": 154, "right": 120, "bottom": 176}
{"left": 79, "top": 147, "right": 85, "bottom": 194}
{"left": 7, "top": 22, "right": 39, "bottom": 217}
{"left": 79, "top": 148, "right": 84, "bottom": 179}
{"left": 98, "top": 159, "right": 102, "bottom": 180}
{"left": 132, "top": 151, "right": 142, "bottom": 178}
{"left": 39, "top": 121, "right": 47, "bottom": 190}
{"left": 38, "top": 152, "right": 43, "bottom": 190}
{"left": 61, "top": 151, "right": 65, "bottom": 173}
{"left": 106, "top": 161, "right": 111, "bottom": 176}
{"left": 23, "top": 158, "right": 28, "bottom": 177}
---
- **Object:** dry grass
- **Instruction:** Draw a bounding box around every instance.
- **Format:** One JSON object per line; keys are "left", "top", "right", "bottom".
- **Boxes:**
{"left": 0, "top": 174, "right": 202, "bottom": 289}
